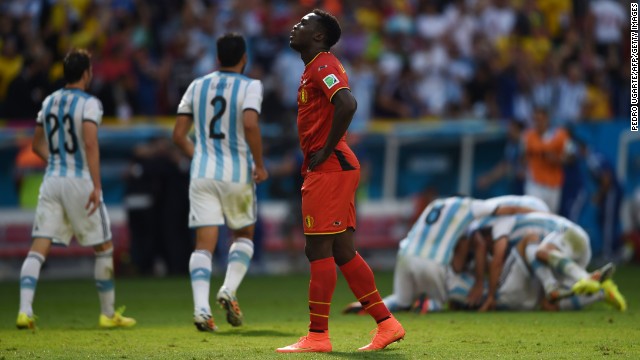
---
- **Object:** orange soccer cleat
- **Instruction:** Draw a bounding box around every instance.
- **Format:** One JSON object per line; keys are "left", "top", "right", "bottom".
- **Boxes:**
{"left": 358, "top": 316, "right": 406, "bottom": 351}
{"left": 276, "top": 331, "right": 332, "bottom": 353}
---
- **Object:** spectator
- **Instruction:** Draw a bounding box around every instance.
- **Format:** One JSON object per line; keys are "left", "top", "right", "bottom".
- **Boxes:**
{"left": 476, "top": 119, "right": 526, "bottom": 195}
{"left": 513, "top": 66, "right": 535, "bottom": 124}
{"left": 589, "top": 0, "right": 627, "bottom": 54}
{"left": 579, "top": 137, "right": 623, "bottom": 263}
{"left": 443, "top": 0, "right": 478, "bottom": 58}
{"left": 267, "top": 145, "right": 304, "bottom": 272}
{"left": 480, "top": 0, "right": 516, "bottom": 44}
{"left": 4, "top": 55, "right": 48, "bottom": 119}
{"left": 522, "top": 107, "right": 572, "bottom": 213}
{"left": 415, "top": 0, "right": 449, "bottom": 41}
{"left": 347, "top": 56, "right": 376, "bottom": 134}
{"left": 584, "top": 70, "right": 613, "bottom": 121}
{"left": 124, "top": 137, "right": 191, "bottom": 276}
{"left": 553, "top": 62, "right": 587, "bottom": 125}
{"left": 124, "top": 141, "right": 159, "bottom": 275}
{"left": 271, "top": 44, "right": 305, "bottom": 132}
{"left": 375, "top": 62, "right": 421, "bottom": 119}
{"left": 0, "top": 37, "right": 24, "bottom": 105}
{"left": 0, "top": 0, "right": 629, "bottom": 122}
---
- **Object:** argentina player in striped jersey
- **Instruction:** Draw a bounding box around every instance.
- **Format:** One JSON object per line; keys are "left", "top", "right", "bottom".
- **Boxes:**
{"left": 173, "top": 33, "right": 268, "bottom": 331}
{"left": 477, "top": 233, "right": 621, "bottom": 312}
{"left": 17, "top": 49, "right": 135, "bottom": 330}
{"left": 464, "top": 195, "right": 550, "bottom": 310}
{"left": 344, "top": 196, "right": 534, "bottom": 314}
{"left": 483, "top": 212, "right": 626, "bottom": 311}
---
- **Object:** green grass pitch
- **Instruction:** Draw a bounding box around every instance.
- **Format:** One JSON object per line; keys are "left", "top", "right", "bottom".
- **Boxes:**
{"left": 1, "top": 266, "right": 639, "bottom": 359}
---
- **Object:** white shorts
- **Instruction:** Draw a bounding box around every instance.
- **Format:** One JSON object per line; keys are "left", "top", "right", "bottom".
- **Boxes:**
{"left": 189, "top": 178, "right": 256, "bottom": 229}
{"left": 525, "top": 180, "right": 561, "bottom": 214}
{"left": 392, "top": 255, "right": 449, "bottom": 307}
{"left": 496, "top": 248, "right": 542, "bottom": 311}
{"left": 32, "top": 177, "right": 111, "bottom": 247}
{"left": 540, "top": 226, "right": 591, "bottom": 268}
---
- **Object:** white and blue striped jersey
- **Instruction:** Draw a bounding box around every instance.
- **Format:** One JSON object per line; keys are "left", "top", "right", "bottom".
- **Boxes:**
{"left": 177, "top": 71, "right": 263, "bottom": 183}
{"left": 36, "top": 88, "right": 103, "bottom": 180}
{"left": 494, "top": 212, "right": 579, "bottom": 245}
{"left": 399, "top": 197, "right": 497, "bottom": 265}
{"left": 467, "top": 195, "right": 550, "bottom": 237}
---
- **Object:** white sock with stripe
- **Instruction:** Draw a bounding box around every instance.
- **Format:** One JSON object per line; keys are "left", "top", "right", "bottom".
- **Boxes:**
{"left": 19, "top": 251, "right": 45, "bottom": 316}
{"left": 95, "top": 248, "right": 115, "bottom": 317}
{"left": 547, "top": 249, "right": 590, "bottom": 282}
{"left": 221, "top": 238, "right": 254, "bottom": 294}
{"left": 525, "top": 244, "right": 558, "bottom": 294}
{"left": 190, "top": 250, "right": 213, "bottom": 314}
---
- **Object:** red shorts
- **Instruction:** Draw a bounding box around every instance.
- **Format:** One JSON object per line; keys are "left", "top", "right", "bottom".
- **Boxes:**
{"left": 301, "top": 169, "right": 359, "bottom": 235}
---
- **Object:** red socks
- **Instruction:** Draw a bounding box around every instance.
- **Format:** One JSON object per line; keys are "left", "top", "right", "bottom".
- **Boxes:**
{"left": 339, "top": 253, "right": 391, "bottom": 323}
{"left": 308, "top": 257, "right": 337, "bottom": 332}
{"left": 307, "top": 253, "right": 390, "bottom": 333}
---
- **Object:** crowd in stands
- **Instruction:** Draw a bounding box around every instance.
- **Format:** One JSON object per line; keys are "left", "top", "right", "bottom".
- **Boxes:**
{"left": 0, "top": 0, "right": 631, "bottom": 131}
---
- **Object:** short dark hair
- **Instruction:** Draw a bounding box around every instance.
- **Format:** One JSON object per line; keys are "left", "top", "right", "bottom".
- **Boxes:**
{"left": 217, "top": 33, "right": 246, "bottom": 67}
{"left": 312, "top": 9, "right": 341, "bottom": 48}
{"left": 63, "top": 49, "right": 91, "bottom": 84}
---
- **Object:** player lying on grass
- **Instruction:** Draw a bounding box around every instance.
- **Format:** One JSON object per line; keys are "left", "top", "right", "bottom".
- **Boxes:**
{"left": 488, "top": 233, "right": 626, "bottom": 311}
{"left": 462, "top": 195, "right": 550, "bottom": 310}
{"left": 412, "top": 215, "right": 627, "bottom": 313}
{"left": 343, "top": 195, "right": 539, "bottom": 314}
{"left": 482, "top": 212, "right": 626, "bottom": 310}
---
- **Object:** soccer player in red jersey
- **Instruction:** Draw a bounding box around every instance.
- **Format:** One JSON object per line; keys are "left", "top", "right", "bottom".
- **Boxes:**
{"left": 276, "top": 9, "right": 405, "bottom": 353}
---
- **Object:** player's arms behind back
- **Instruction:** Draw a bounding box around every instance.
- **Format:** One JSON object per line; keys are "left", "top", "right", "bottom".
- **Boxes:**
{"left": 173, "top": 115, "right": 195, "bottom": 158}
{"left": 308, "top": 88, "right": 356, "bottom": 170}
{"left": 243, "top": 109, "right": 268, "bottom": 183}
{"left": 83, "top": 121, "right": 102, "bottom": 215}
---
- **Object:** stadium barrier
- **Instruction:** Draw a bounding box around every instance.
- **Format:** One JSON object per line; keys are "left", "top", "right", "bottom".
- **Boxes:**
{"left": 0, "top": 118, "right": 637, "bottom": 278}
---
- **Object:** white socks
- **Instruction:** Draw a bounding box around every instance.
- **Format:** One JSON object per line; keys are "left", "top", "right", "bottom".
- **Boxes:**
{"left": 546, "top": 249, "right": 590, "bottom": 283}
{"left": 525, "top": 244, "right": 558, "bottom": 295}
{"left": 221, "top": 238, "right": 254, "bottom": 294}
{"left": 19, "top": 251, "right": 45, "bottom": 316}
{"left": 191, "top": 238, "right": 254, "bottom": 314}
{"left": 95, "top": 248, "right": 115, "bottom": 317}
{"left": 190, "top": 250, "right": 213, "bottom": 314}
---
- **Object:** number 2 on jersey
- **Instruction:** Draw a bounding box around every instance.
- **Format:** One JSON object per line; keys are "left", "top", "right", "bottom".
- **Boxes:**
{"left": 46, "top": 114, "right": 78, "bottom": 154}
{"left": 209, "top": 96, "right": 226, "bottom": 139}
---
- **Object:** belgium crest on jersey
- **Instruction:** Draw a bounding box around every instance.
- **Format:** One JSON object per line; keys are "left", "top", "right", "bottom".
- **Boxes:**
{"left": 304, "top": 215, "right": 315, "bottom": 229}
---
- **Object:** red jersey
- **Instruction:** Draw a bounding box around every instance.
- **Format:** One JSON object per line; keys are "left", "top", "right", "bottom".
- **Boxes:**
{"left": 297, "top": 52, "right": 360, "bottom": 174}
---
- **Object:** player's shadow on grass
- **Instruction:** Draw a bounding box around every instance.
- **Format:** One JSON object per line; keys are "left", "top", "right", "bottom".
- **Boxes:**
{"left": 327, "top": 349, "right": 407, "bottom": 359}
{"left": 213, "top": 329, "right": 294, "bottom": 337}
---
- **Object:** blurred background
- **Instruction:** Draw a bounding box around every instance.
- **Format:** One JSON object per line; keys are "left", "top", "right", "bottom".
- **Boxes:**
{"left": 0, "top": 0, "right": 638, "bottom": 280}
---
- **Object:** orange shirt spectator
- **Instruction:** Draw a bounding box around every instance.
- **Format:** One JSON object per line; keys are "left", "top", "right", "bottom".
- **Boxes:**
{"left": 523, "top": 127, "right": 569, "bottom": 187}
{"left": 522, "top": 108, "right": 571, "bottom": 212}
